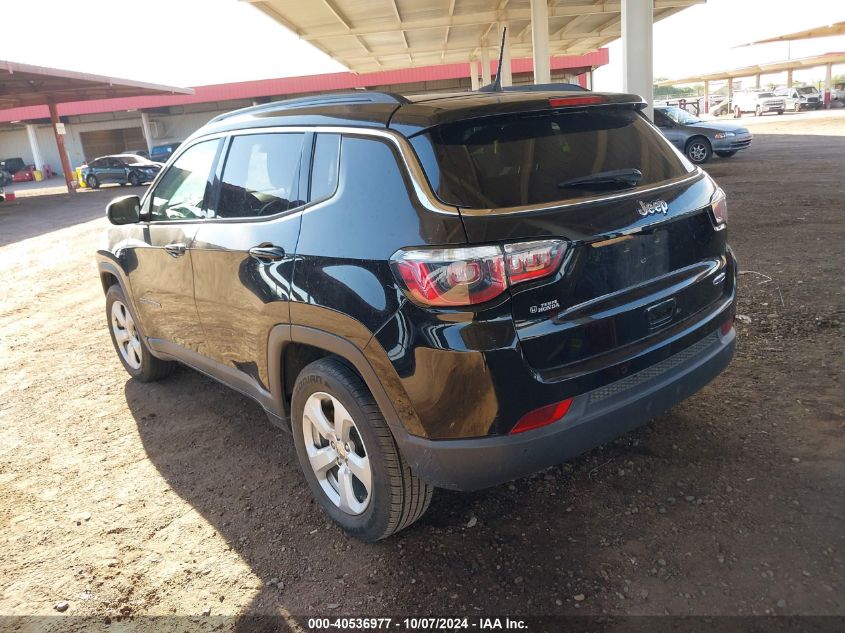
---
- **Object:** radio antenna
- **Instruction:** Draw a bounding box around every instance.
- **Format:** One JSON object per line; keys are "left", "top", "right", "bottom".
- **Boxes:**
{"left": 479, "top": 27, "right": 507, "bottom": 93}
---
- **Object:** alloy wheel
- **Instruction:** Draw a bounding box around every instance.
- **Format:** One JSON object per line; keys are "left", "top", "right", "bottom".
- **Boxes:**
{"left": 688, "top": 142, "right": 708, "bottom": 163}
{"left": 302, "top": 391, "right": 372, "bottom": 515}
{"left": 111, "top": 300, "right": 142, "bottom": 369}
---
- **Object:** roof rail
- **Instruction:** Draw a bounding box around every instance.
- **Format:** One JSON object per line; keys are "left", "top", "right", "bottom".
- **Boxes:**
{"left": 209, "top": 91, "right": 409, "bottom": 124}
{"left": 498, "top": 82, "right": 588, "bottom": 93}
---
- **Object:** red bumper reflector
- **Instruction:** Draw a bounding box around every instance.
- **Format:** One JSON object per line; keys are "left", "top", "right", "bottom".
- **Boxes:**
{"left": 510, "top": 398, "right": 574, "bottom": 435}
{"left": 549, "top": 96, "right": 605, "bottom": 107}
{"left": 721, "top": 316, "right": 734, "bottom": 335}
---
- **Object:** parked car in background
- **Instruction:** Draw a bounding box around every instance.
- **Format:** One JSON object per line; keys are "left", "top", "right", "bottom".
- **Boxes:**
{"left": 81, "top": 154, "right": 162, "bottom": 189}
{"left": 97, "top": 90, "right": 736, "bottom": 540}
{"left": 125, "top": 149, "right": 151, "bottom": 160}
{"left": 732, "top": 90, "right": 785, "bottom": 117}
{"left": 0, "top": 157, "right": 36, "bottom": 182}
{"left": 774, "top": 86, "right": 822, "bottom": 111}
{"left": 149, "top": 142, "right": 181, "bottom": 164}
{"left": 654, "top": 106, "right": 752, "bottom": 164}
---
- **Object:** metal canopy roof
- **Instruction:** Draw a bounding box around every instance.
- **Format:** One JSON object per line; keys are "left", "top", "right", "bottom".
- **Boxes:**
{"left": 737, "top": 21, "right": 845, "bottom": 47}
{"left": 655, "top": 52, "right": 845, "bottom": 86}
{"left": 246, "top": 0, "right": 704, "bottom": 72}
{"left": 0, "top": 60, "right": 192, "bottom": 109}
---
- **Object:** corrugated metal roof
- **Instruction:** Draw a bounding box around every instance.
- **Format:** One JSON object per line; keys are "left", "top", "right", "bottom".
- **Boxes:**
{"left": 0, "top": 59, "right": 192, "bottom": 109}
{"left": 247, "top": 0, "right": 703, "bottom": 72}
{"left": 0, "top": 50, "right": 606, "bottom": 123}
{"left": 655, "top": 52, "right": 845, "bottom": 85}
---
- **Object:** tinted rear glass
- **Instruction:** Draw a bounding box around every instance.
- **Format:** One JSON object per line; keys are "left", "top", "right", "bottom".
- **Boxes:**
{"left": 410, "top": 107, "right": 692, "bottom": 209}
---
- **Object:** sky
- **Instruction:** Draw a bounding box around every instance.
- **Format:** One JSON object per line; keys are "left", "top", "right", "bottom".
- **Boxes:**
{"left": 0, "top": 0, "right": 842, "bottom": 90}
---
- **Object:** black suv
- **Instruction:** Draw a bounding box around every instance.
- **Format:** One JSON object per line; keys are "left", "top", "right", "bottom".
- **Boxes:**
{"left": 97, "top": 90, "right": 736, "bottom": 541}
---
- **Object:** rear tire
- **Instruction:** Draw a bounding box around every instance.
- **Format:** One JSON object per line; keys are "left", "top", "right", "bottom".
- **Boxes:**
{"left": 86, "top": 174, "right": 100, "bottom": 189}
{"left": 685, "top": 137, "right": 712, "bottom": 164}
{"left": 715, "top": 150, "right": 737, "bottom": 158}
{"left": 291, "top": 358, "right": 433, "bottom": 541}
{"left": 105, "top": 284, "right": 175, "bottom": 382}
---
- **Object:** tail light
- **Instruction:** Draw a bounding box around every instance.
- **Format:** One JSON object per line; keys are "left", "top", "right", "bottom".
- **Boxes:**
{"left": 548, "top": 96, "right": 605, "bottom": 107}
{"left": 391, "top": 240, "right": 567, "bottom": 308}
{"left": 710, "top": 188, "right": 727, "bottom": 228}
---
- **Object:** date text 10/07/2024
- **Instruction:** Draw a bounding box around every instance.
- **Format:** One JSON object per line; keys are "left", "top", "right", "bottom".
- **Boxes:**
{"left": 307, "top": 617, "right": 528, "bottom": 630}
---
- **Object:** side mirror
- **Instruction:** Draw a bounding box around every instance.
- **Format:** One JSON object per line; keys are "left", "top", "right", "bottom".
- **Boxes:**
{"left": 106, "top": 195, "right": 141, "bottom": 225}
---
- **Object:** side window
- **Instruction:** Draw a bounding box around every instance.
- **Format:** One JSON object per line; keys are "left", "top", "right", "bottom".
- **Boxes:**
{"left": 150, "top": 139, "right": 220, "bottom": 222}
{"left": 653, "top": 110, "right": 671, "bottom": 127}
{"left": 309, "top": 133, "right": 341, "bottom": 202}
{"left": 214, "top": 133, "right": 305, "bottom": 218}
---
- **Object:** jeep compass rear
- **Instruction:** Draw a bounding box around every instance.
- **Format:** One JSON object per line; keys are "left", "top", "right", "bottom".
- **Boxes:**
{"left": 98, "top": 90, "right": 735, "bottom": 541}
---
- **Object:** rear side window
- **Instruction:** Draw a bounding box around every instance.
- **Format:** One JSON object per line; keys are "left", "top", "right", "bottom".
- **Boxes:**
{"left": 309, "top": 133, "right": 341, "bottom": 202}
{"left": 410, "top": 108, "right": 692, "bottom": 209}
{"left": 215, "top": 133, "right": 305, "bottom": 218}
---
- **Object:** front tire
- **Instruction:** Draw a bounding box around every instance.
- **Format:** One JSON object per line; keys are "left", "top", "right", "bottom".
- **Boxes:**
{"left": 105, "top": 284, "right": 175, "bottom": 382}
{"left": 128, "top": 171, "right": 140, "bottom": 187}
{"left": 685, "top": 137, "right": 712, "bottom": 164}
{"left": 734, "top": 106, "right": 742, "bottom": 118}
{"left": 292, "top": 358, "right": 433, "bottom": 541}
{"left": 86, "top": 174, "right": 100, "bottom": 189}
{"left": 755, "top": 106, "right": 762, "bottom": 117}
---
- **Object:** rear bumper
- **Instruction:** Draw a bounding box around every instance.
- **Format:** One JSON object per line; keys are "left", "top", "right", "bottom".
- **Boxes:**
{"left": 398, "top": 326, "right": 735, "bottom": 491}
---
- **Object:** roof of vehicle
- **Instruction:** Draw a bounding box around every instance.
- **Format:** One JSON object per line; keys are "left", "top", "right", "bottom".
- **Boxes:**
{"left": 196, "top": 89, "right": 646, "bottom": 139}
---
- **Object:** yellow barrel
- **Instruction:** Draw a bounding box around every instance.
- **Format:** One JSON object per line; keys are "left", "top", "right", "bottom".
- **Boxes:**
{"left": 33, "top": 170, "right": 43, "bottom": 182}
{"left": 76, "top": 167, "right": 87, "bottom": 188}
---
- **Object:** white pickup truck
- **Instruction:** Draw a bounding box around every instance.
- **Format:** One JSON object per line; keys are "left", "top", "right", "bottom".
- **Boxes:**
{"left": 774, "top": 86, "right": 822, "bottom": 111}
{"left": 732, "top": 90, "right": 785, "bottom": 117}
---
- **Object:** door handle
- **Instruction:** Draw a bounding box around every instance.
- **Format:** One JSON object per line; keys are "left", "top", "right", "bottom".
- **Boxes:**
{"left": 249, "top": 245, "right": 286, "bottom": 262}
{"left": 164, "top": 243, "right": 186, "bottom": 257}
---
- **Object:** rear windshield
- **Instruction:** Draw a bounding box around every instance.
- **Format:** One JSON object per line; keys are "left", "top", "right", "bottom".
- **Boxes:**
{"left": 410, "top": 107, "right": 692, "bottom": 209}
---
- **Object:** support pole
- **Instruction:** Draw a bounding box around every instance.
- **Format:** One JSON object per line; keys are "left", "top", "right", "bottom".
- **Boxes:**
{"left": 704, "top": 79, "right": 710, "bottom": 114}
{"left": 787, "top": 69, "right": 793, "bottom": 88}
{"left": 480, "top": 42, "right": 492, "bottom": 86}
{"left": 48, "top": 101, "right": 75, "bottom": 192}
{"left": 497, "top": 22, "right": 513, "bottom": 87}
{"left": 470, "top": 60, "right": 480, "bottom": 91}
{"left": 622, "top": 0, "right": 654, "bottom": 119}
{"left": 755, "top": 73, "right": 761, "bottom": 89}
{"left": 824, "top": 63, "right": 832, "bottom": 108}
{"left": 530, "top": 0, "right": 550, "bottom": 85}
{"left": 140, "top": 111, "right": 154, "bottom": 154}
{"left": 728, "top": 78, "right": 734, "bottom": 116}
{"left": 25, "top": 124, "right": 45, "bottom": 172}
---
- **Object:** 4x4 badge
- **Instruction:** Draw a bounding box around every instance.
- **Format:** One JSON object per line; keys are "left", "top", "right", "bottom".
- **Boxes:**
{"left": 638, "top": 199, "right": 669, "bottom": 217}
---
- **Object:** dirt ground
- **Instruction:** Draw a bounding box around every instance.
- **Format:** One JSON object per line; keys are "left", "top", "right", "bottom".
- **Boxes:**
{"left": 1, "top": 112, "right": 843, "bottom": 631}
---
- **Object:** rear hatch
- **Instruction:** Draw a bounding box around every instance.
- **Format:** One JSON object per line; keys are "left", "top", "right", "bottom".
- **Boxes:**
{"left": 407, "top": 100, "right": 732, "bottom": 374}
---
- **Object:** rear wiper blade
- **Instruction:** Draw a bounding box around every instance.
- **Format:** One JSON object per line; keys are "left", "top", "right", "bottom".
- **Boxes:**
{"left": 557, "top": 168, "right": 642, "bottom": 190}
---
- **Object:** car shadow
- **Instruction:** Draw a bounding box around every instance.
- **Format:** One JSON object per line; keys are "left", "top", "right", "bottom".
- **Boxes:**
{"left": 124, "top": 363, "right": 741, "bottom": 627}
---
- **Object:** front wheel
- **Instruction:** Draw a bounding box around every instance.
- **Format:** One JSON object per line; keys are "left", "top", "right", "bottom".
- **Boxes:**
{"left": 685, "top": 138, "right": 712, "bottom": 164}
{"left": 291, "top": 358, "right": 433, "bottom": 541}
{"left": 794, "top": 102, "right": 800, "bottom": 112}
{"left": 734, "top": 106, "right": 742, "bottom": 118}
{"left": 86, "top": 174, "right": 100, "bottom": 189}
{"left": 755, "top": 106, "right": 762, "bottom": 117}
{"left": 777, "top": 110, "right": 784, "bottom": 115}
{"left": 105, "top": 284, "right": 175, "bottom": 382}
{"left": 715, "top": 150, "right": 738, "bottom": 158}
{"left": 128, "top": 171, "right": 140, "bottom": 187}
